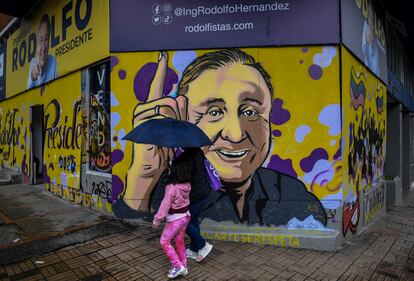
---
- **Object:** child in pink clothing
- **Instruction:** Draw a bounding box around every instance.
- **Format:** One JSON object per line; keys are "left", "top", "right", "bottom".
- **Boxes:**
{"left": 153, "top": 154, "right": 193, "bottom": 279}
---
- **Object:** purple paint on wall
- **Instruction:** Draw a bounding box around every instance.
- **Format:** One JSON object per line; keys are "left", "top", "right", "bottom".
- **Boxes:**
{"left": 21, "top": 154, "right": 28, "bottom": 175}
{"left": 118, "top": 70, "right": 126, "bottom": 80}
{"left": 300, "top": 148, "right": 329, "bottom": 173}
{"left": 112, "top": 149, "right": 124, "bottom": 166}
{"left": 272, "top": 130, "right": 282, "bottom": 137}
{"left": 349, "top": 123, "right": 354, "bottom": 145}
{"left": 267, "top": 155, "right": 297, "bottom": 178}
{"left": 270, "top": 99, "right": 290, "bottom": 125}
{"left": 333, "top": 147, "right": 341, "bottom": 160}
{"left": 43, "top": 164, "right": 50, "bottom": 184}
{"left": 110, "top": 149, "right": 125, "bottom": 203}
{"left": 110, "top": 175, "right": 124, "bottom": 203}
{"left": 23, "top": 129, "right": 27, "bottom": 147}
{"left": 134, "top": 63, "right": 179, "bottom": 102}
{"left": 309, "top": 64, "right": 323, "bottom": 80}
{"left": 110, "top": 56, "right": 119, "bottom": 72}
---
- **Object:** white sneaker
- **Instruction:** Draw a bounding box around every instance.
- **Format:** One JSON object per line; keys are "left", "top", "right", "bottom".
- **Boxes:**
{"left": 169, "top": 266, "right": 187, "bottom": 276}
{"left": 186, "top": 248, "right": 198, "bottom": 260}
{"left": 167, "top": 266, "right": 186, "bottom": 279}
{"left": 196, "top": 242, "right": 213, "bottom": 262}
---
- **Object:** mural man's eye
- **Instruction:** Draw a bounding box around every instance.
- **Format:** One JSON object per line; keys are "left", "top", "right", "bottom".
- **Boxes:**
{"left": 242, "top": 109, "right": 257, "bottom": 117}
{"left": 208, "top": 110, "right": 223, "bottom": 117}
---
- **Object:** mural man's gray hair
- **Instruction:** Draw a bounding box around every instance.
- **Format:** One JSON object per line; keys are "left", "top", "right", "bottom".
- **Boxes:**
{"left": 178, "top": 49, "right": 274, "bottom": 97}
{"left": 39, "top": 14, "right": 51, "bottom": 33}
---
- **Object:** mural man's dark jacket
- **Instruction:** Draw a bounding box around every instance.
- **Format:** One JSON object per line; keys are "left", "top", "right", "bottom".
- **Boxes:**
{"left": 185, "top": 148, "right": 211, "bottom": 204}
{"left": 201, "top": 168, "right": 327, "bottom": 226}
{"left": 113, "top": 167, "right": 326, "bottom": 227}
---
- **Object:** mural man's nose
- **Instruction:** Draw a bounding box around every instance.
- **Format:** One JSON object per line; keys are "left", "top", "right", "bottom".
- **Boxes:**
{"left": 221, "top": 118, "right": 245, "bottom": 143}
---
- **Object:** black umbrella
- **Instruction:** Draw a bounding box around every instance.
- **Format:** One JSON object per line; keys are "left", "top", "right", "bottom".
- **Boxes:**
{"left": 123, "top": 118, "right": 212, "bottom": 148}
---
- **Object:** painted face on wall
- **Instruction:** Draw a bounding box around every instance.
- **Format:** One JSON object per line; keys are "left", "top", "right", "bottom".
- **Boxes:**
{"left": 37, "top": 22, "right": 50, "bottom": 68}
{"left": 185, "top": 63, "right": 272, "bottom": 184}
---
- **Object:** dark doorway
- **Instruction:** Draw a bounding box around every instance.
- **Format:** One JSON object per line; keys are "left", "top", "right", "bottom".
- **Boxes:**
{"left": 31, "top": 105, "right": 44, "bottom": 184}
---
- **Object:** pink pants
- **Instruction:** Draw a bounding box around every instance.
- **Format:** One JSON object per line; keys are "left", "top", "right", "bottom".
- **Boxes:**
{"left": 160, "top": 216, "right": 190, "bottom": 268}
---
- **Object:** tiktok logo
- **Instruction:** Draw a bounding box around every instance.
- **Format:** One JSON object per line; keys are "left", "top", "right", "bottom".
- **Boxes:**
{"left": 151, "top": 3, "right": 173, "bottom": 25}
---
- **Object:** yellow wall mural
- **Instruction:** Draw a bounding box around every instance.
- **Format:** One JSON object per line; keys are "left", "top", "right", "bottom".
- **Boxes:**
{"left": 0, "top": 45, "right": 389, "bottom": 247}
{"left": 110, "top": 46, "right": 342, "bottom": 229}
{"left": 341, "top": 48, "right": 386, "bottom": 236}
{"left": 0, "top": 92, "right": 31, "bottom": 180}
{"left": 0, "top": 72, "right": 85, "bottom": 204}
{"left": 40, "top": 72, "right": 83, "bottom": 198}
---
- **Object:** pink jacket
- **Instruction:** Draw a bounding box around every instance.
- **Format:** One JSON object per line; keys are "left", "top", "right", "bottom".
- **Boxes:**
{"left": 153, "top": 182, "right": 191, "bottom": 224}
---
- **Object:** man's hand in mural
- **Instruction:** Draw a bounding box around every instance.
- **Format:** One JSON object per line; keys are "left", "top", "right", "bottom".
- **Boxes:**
{"left": 31, "top": 62, "right": 41, "bottom": 81}
{"left": 124, "top": 51, "right": 188, "bottom": 212}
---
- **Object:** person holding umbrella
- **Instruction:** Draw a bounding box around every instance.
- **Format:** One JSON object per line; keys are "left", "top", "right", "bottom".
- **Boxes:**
{"left": 179, "top": 148, "right": 214, "bottom": 262}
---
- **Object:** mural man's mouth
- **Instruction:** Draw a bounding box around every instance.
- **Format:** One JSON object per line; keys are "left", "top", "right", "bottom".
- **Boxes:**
{"left": 216, "top": 149, "right": 249, "bottom": 159}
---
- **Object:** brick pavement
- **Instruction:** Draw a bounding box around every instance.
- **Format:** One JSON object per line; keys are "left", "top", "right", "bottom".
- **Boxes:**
{"left": 2, "top": 192, "right": 414, "bottom": 281}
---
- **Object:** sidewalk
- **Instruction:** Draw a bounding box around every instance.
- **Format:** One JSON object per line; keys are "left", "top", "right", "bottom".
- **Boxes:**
{"left": 0, "top": 184, "right": 134, "bottom": 265}
{"left": 1, "top": 188, "right": 414, "bottom": 280}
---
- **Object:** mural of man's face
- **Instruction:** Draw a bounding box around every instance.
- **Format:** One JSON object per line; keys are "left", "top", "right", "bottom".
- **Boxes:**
{"left": 186, "top": 63, "right": 272, "bottom": 184}
{"left": 37, "top": 22, "right": 50, "bottom": 68}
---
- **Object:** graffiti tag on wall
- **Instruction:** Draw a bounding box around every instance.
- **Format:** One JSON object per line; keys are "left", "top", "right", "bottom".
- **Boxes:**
{"left": 45, "top": 183, "right": 95, "bottom": 209}
{"left": 44, "top": 99, "right": 82, "bottom": 150}
{"left": 0, "top": 108, "right": 20, "bottom": 164}
{"left": 341, "top": 49, "right": 386, "bottom": 236}
{"left": 0, "top": 100, "right": 29, "bottom": 178}
{"left": 363, "top": 183, "right": 385, "bottom": 225}
{"left": 41, "top": 72, "right": 83, "bottom": 193}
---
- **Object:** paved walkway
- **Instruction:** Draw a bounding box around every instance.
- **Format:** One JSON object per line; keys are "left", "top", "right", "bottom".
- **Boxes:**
{"left": 1, "top": 191, "right": 414, "bottom": 280}
{"left": 0, "top": 184, "right": 134, "bottom": 264}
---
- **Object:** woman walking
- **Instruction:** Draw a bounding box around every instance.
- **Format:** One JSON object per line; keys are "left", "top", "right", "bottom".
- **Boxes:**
{"left": 152, "top": 154, "right": 193, "bottom": 278}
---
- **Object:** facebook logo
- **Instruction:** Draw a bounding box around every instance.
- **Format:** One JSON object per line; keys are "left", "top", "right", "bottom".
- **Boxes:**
{"left": 152, "top": 4, "right": 161, "bottom": 14}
